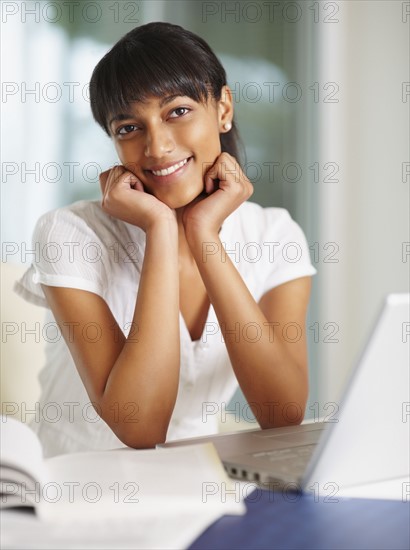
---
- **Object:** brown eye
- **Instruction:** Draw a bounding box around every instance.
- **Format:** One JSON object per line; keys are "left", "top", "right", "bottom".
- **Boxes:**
{"left": 118, "top": 125, "right": 138, "bottom": 135}
{"left": 169, "top": 107, "right": 190, "bottom": 118}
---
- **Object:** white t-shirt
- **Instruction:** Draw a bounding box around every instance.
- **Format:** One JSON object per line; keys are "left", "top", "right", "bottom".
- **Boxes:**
{"left": 15, "top": 199, "right": 317, "bottom": 457}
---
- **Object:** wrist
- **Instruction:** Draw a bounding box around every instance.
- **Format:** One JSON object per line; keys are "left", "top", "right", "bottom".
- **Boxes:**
{"left": 145, "top": 214, "right": 178, "bottom": 238}
{"left": 146, "top": 208, "right": 177, "bottom": 228}
{"left": 185, "top": 224, "right": 221, "bottom": 260}
{"left": 184, "top": 215, "right": 220, "bottom": 241}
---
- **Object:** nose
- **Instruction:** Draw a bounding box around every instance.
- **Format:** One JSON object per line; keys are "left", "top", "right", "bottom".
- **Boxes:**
{"left": 144, "top": 123, "right": 175, "bottom": 159}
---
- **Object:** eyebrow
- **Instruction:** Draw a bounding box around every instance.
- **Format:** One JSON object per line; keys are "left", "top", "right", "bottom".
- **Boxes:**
{"left": 109, "top": 95, "right": 183, "bottom": 128}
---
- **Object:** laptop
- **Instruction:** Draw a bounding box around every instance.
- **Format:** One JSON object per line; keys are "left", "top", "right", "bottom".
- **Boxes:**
{"left": 161, "top": 293, "right": 410, "bottom": 498}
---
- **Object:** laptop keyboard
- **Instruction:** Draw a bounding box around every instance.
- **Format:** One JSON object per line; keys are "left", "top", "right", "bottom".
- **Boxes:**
{"left": 252, "top": 444, "right": 316, "bottom": 475}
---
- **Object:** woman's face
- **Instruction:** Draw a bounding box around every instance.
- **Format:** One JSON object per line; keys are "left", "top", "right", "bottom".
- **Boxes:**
{"left": 109, "top": 91, "right": 232, "bottom": 209}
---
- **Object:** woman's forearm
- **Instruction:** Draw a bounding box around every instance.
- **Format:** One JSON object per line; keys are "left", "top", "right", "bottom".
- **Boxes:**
{"left": 187, "top": 230, "right": 308, "bottom": 428}
{"left": 102, "top": 218, "right": 180, "bottom": 446}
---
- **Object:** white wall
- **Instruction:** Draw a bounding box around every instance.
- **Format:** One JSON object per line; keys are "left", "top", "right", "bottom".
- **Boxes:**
{"left": 317, "top": 0, "right": 409, "bottom": 404}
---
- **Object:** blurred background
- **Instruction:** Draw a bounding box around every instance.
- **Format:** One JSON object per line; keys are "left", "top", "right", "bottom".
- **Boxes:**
{"left": 1, "top": 1, "right": 409, "bottom": 426}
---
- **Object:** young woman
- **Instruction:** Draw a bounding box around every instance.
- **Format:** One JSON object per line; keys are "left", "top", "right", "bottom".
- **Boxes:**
{"left": 15, "top": 22, "right": 316, "bottom": 457}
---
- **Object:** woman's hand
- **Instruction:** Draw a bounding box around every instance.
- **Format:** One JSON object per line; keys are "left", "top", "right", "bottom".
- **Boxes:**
{"left": 100, "top": 166, "right": 176, "bottom": 232}
{"left": 182, "top": 153, "right": 253, "bottom": 239}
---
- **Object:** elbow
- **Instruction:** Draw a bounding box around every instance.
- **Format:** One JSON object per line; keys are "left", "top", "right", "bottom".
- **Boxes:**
{"left": 98, "top": 403, "right": 170, "bottom": 449}
{"left": 280, "top": 413, "right": 304, "bottom": 427}
{"left": 257, "top": 394, "right": 308, "bottom": 429}
{"left": 97, "top": 393, "right": 173, "bottom": 449}
{"left": 118, "top": 430, "right": 167, "bottom": 449}
{"left": 111, "top": 422, "right": 169, "bottom": 449}
{"left": 259, "top": 360, "right": 309, "bottom": 429}
{"left": 276, "top": 375, "right": 309, "bottom": 427}
{"left": 259, "top": 416, "right": 303, "bottom": 430}
{"left": 279, "top": 395, "right": 308, "bottom": 427}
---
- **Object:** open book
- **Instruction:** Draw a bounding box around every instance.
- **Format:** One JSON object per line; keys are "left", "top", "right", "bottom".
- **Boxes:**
{"left": 0, "top": 416, "right": 246, "bottom": 523}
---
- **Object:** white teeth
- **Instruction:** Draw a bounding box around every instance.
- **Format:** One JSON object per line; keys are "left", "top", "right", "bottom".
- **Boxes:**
{"left": 152, "top": 158, "right": 188, "bottom": 176}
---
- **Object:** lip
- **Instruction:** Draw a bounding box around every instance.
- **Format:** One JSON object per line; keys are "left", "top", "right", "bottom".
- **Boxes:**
{"left": 144, "top": 156, "right": 193, "bottom": 185}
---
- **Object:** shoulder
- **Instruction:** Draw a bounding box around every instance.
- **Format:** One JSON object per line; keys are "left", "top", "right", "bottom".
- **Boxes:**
{"left": 35, "top": 200, "right": 107, "bottom": 233}
{"left": 223, "top": 201, "right": 301, "bottom": 242}
{"left": 34, "top": 200, "right": 144, "bottom": 244}
{"left": 224, "top": 202, "right": 316, "bottom": 296}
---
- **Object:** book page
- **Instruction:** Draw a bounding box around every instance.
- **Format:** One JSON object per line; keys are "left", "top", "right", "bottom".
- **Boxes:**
{"left": 41, "top": 443, "right": 245, "bottom": 521}
{"left": 2, "top": 506, "right": 229, "bottom": 550}
{"left": 0, "top": 416, "right": 46, "bottom": 487}
{"left": 0, "top": 466, "right": 39, "bottom": 508}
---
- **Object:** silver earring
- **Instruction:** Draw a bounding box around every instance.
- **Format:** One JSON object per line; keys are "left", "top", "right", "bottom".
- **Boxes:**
{"left": 223, "top": 122, "right": 232, "bottom": 131}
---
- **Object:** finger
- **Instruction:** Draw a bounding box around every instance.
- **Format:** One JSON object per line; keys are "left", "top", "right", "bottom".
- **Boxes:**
{"left": 100, "top": 166, "right": 124, "bottom": 193}
{"left": 99, "top": 169, "right": 111, "bottom": 194}
{"left": 122, "top": 171, "right": 141, "bottom": 189}
{"left": 109, "top": 165, "right": 127, "bottom": 186}
{"left": 204, "top": 160, "right": 222, "bottom": 193}
{"left": 100, "top": 167, "right": 125, "bottom": 208}
{"left": 204, "top": 173, "right": 217, "bottom": 194}
{"left": 134, "top": 178, "right": 145, "bottom": 192}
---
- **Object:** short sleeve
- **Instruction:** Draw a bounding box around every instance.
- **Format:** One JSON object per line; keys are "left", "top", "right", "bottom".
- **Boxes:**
{"left": 259, "top": 207, "right": 317, "bottom": 295}
{"left": 219, "top": 202, "right": 317, "bottom": 302}
{"left": 14, "top": 204, "right": 108, "bottom": 308}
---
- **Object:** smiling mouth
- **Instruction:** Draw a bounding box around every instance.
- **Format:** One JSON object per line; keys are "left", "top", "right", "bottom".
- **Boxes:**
{"left": 150, "top": 157, "right": 191, "bottom": 177}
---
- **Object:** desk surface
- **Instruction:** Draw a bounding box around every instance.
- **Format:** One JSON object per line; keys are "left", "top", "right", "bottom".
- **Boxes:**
{"left": 189, "top": 489, "right": 410, "bottom": 550}
{"left": 2, "top": 490, "right": 409, "bottom": 550}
